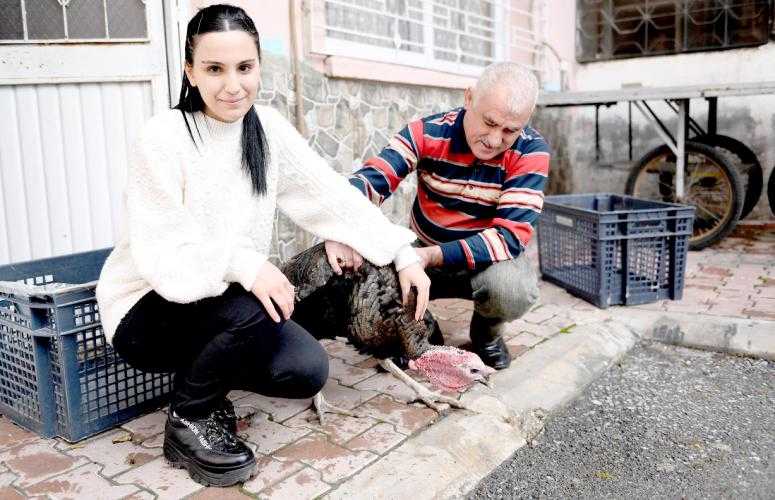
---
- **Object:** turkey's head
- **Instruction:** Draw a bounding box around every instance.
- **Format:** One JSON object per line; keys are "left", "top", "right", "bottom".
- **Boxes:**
{"left": 408, "top": 346, "right": 495, "bottom": 392}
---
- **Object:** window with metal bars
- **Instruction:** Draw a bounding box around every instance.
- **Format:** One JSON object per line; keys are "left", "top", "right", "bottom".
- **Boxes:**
{"left": 314, "top": 0, "right": 544, "bottom": 76}
{"left": 0, "top": 0, "right": 148, "bottom": 43}
{"left": 577, "top": 0, "right": 773, "bottom": 62}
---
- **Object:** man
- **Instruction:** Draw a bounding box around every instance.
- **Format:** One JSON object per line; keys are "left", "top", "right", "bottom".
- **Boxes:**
{"left": 326, "top": 62, "right": 550, "bottom": 370}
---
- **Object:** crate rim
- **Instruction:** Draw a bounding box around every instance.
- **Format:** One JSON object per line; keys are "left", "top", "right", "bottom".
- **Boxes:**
{"left": 544, "top": 193, "right": 696, "bottom": 215}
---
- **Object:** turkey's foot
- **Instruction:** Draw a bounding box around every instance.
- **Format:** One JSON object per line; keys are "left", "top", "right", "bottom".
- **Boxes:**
{"left": 378, "top": 358, "right": 470, "bottom": 413}
{"left": 310, "top": 392, "right": 358, "bottom": 426}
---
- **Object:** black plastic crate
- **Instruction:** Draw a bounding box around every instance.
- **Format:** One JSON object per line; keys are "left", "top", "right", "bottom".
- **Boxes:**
{"left": 0, "top": 249, "right": 172, "bottom": 442}
{"left": 537, "top": 194, "right": 695, "bottom": 308}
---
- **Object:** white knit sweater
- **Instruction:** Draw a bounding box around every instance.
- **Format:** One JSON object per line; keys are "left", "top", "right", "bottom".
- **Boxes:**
{"left": 96, "top": 105, "right": 419, "bottom": 342}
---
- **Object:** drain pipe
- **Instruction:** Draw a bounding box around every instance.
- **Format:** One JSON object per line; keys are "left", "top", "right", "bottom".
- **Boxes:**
{"left": 289, "top": 0, "right": 307, "bottom": 136}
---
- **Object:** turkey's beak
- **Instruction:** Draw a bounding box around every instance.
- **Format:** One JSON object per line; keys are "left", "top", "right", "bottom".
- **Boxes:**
{"left": 477, "top": 376, "right": 494, "bottom": 389}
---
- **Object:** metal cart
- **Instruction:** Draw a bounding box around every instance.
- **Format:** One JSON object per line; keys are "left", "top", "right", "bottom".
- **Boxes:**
{"left": 538, "top": 82, "right": 775, "bottom": 249}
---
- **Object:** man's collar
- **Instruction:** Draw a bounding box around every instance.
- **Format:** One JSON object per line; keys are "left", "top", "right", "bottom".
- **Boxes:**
{"left": 450, "top": 108, "right": 471, "bottom": 154}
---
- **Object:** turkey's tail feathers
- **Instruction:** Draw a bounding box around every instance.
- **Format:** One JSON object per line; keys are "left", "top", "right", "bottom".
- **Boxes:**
{"left": 281, "top": 243, "right": 335, "bottom": 302}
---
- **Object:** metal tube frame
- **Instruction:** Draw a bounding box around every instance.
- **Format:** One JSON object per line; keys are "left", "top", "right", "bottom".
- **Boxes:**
{"left": 630, "top": 98, "right": 692, "bottom": 198}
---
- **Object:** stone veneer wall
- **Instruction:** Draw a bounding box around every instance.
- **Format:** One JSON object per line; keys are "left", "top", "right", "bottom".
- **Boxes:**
{"left": 257, "top": 55, "right": 463, "bottom": 263}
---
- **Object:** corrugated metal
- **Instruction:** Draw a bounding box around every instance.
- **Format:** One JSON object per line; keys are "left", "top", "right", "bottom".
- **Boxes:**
{"left": 0, "top": 81, "right": 153, "bottom": 265}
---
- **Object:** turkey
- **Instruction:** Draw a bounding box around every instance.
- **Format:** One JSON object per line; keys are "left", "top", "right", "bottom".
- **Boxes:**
{"left": 281, "top": 243, "right": 495, "bottom": 423}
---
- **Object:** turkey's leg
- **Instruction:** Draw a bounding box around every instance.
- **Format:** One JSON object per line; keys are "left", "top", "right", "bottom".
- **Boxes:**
{"left": 311, "top": 392, "right": 356, "bottom": 426}
{"left": 378, "top": 359, "right": 470, "bottom": 412}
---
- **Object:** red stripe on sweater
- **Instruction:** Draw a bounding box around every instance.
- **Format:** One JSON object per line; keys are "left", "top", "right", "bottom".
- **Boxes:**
{"left": 417, "top": 186, "right": 492, "bottom": 231}
{"left": 493, "top": 217, "right": 533, "bottom": 247}
{"left": 364, "top": 156, "right": 402, "bottom": 191}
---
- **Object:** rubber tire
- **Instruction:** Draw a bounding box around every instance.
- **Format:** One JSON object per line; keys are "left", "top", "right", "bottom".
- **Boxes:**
{"left": 625, "top": 141, "right": 745, "bottom": 250}
{"left": 693, "top": 134, "right": 763, "bottom": 220}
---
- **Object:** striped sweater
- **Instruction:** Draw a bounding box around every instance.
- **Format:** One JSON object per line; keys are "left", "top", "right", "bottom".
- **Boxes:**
{"left": 349, "top": 107, "right": 550, "bottom": 270}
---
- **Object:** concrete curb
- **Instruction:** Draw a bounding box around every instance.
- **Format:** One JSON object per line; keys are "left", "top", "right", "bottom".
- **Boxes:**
{"left": 609, "top": 309, "right": 775, "bottom": 361}
{"left": 325, "top": 320, "right": 638, "bottom": 500}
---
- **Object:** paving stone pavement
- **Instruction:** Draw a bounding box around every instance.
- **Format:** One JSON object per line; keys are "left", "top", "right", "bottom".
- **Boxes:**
{"left": 0, "top": 225, "right": 772, "bottom": 499}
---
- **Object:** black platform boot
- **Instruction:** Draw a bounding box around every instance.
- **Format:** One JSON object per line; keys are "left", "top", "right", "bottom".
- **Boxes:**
{"left": 213, "top": 398, "right": 238, "bottom": 435}
{"left": 164, "top": 408, "right": 255, "bottom": 487}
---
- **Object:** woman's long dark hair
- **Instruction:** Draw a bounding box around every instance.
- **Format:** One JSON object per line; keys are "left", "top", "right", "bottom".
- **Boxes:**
{"left": 175, "top": 4, "right": 269, "bottom": 196}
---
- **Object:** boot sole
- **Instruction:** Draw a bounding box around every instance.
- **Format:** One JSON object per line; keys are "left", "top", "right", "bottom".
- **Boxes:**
{"left": 163, "top": 440, "right": 255, "bottom": 487}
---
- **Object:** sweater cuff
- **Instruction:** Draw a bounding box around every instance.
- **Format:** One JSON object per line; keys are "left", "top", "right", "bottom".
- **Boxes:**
{"left": 393, "top": 244, "right": 420, "bottom": 271}
{"left": 440, "top": 241, "right": 470, "bottom": 269}
{"left": 226, "top": 247, "right": 266, "bottom": 292}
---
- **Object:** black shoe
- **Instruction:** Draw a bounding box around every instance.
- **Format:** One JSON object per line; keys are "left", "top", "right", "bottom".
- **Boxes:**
{"left": 213, "top": 398, "right": 237, "bottom": 435}
{"left": 471, "top": 335, "right": 512, "bottom": 370}
{"left": 164, "top": 409, "right": 255, "bottom": 487}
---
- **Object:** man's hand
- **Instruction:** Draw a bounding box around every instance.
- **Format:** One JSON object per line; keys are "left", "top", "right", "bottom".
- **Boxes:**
{"left": 415, "top": 245, "right": 444, "bottom": 269}
{"left": 397, "top": 263, "right": 431, "bottom": 321}
{"left": 324, "top": 240, "right": 364, "bottom": 275}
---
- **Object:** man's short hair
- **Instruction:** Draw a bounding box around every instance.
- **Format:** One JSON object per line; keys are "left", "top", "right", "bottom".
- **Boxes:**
{"left": 474, "top": 62, "right": 539, "bottom": 116}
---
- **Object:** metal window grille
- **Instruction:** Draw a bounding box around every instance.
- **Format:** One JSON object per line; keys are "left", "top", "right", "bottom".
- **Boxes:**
{"left": 311, "top": 0, "right": 546, "bottom": 78}
{"left": 577, "top": 0, "right": 774, "bottom": 62}
{"left": 0, "top": 0, "right": 148, "bottom": 43}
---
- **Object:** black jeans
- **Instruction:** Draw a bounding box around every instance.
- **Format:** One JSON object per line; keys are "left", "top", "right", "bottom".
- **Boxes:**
{"left": 112, "top": 284, "right": 329, "bottom": 418}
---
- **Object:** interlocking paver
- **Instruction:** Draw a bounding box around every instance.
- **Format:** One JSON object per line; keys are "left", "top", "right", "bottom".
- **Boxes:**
{"left": 0, "top": 486, "right": 24, "bottom": 499}
{"left": 21, "top": 463, "right": 140, "bottom": 499}
{"left": 744, "top": 308, "right": 775, "bottom": 321}
{"left": 233, "top": 393, "right": 312, "bottom": 423}
{"left": 317, "top": 380, "right": 377, "bottom": 411}
{"left": 59, "top": 429, "right": 161, "bottom": 478}
{"left": 119, "top": 410, "right": 167, "bottom": 445}
{"left": 123, "top": 492, "right": 155, "bottom": 500}
{"left": 243, "top": 455, "right": 304, "bottom": 494}
{"left": 354, "top": 372, "right": 417, "bottom": 403}
{"left": 506, "top": 332, "right": 543, "bottom": 348}
{"left": 357, "top": 395, "right": 439, "bottom": 435}
{"left": 328, "top": 358, "right": 378, "bottom": 386}
{"left": 0, "top": 471, "right": 16, "bottom": 486}
{"left": 113, "top": 457, "right": 204, "bottom": 500}
{"left": 521, "top": 305, "right": 558, "bottom": 324}
{"left": 284, "top": 410, "right": 377, "bottom": 445}
{"left": 437, "top": 318, "right": 471, "bottom": 347}
{"left": 188, "top": 485, "right": 254, "bottom": 499}
{"left": 512, "top": 321, "right": 563, "bottom": 339}
{"left": 257, "top": 467, "right": 330, "bottom": 500}
{"left": 0, "top": 419, "right": 38, "bottom": 453}
{"left": 0, "top": 441, "right": 89, "bottom": 488}
{"left": 240, "top": 414, "right": 310, "bottom": 455}
{"left": 324, "top": 341, "right": 372, "bottom": 365}
{"left": 344, "top": 422, "right": 408, "bottom": 455}
{"left": 272, "top": 434, "right": 378, "bottom": 483}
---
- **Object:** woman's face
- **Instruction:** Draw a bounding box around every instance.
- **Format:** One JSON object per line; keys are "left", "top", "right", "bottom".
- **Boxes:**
{"left": 185, "top": 30, "right": 260, "bottom": 123}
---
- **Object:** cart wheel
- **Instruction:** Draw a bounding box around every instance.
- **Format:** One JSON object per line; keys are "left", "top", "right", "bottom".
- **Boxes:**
{"left": 693, "top": 134, "right": 763, "bottom": 219}
{"left": 625, "top": 141, "right": 744, "bottom": 250}
{"left": 768, "top": 167, "right": 775, "bottom": 216}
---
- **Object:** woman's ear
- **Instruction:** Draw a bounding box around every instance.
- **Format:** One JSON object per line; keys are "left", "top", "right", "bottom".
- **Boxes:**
{"left": 184, "top": 63, "right": 196, "bottom": 87}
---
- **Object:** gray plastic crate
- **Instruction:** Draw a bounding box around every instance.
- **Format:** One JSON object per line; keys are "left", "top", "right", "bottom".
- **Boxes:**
{"left": 537, "top": 194, "right": 695, "bottom": 308}
{"left": 0, "top": 249, "right": 172, "bottom": 442}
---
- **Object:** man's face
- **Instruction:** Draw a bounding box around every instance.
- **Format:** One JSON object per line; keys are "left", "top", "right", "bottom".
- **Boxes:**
{"left": 463, "top": 85, "right": 532, "bottom": 161}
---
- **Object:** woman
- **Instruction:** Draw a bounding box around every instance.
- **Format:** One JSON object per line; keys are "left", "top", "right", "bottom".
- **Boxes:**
{"left": 96, "top": 4, "right": 429, "bottom": 487}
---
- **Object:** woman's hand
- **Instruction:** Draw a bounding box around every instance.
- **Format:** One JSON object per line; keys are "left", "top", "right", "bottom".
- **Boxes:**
{"left": 251, "top": 261, "right": 295, "bottom": 322}
{"left": 324, "top": 240, "right": 364, "bottom": 275}
{"left": 397, "top": 263, "right": 431, "bottom": 321}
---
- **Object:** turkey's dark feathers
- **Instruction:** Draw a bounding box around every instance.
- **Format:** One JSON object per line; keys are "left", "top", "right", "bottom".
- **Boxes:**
{"left": 282, "top": 243, "right": 439, "bottom": 360}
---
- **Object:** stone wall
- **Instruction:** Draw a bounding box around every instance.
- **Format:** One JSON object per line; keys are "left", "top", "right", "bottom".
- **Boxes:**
{"left": 257, "top": 54, "right": 463, "bottom": 263}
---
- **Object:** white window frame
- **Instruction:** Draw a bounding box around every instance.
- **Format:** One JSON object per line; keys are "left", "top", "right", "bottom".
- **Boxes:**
{"left": 0, "top": 0, "right": 150, "bottom": 45}
{"left": 309, "top": 0, "right": 545, "bottom": 78}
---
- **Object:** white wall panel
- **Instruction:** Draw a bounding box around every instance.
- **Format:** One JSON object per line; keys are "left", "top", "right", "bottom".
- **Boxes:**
{"left": 0, "top": 81, "right": 154, "bottom": 264}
